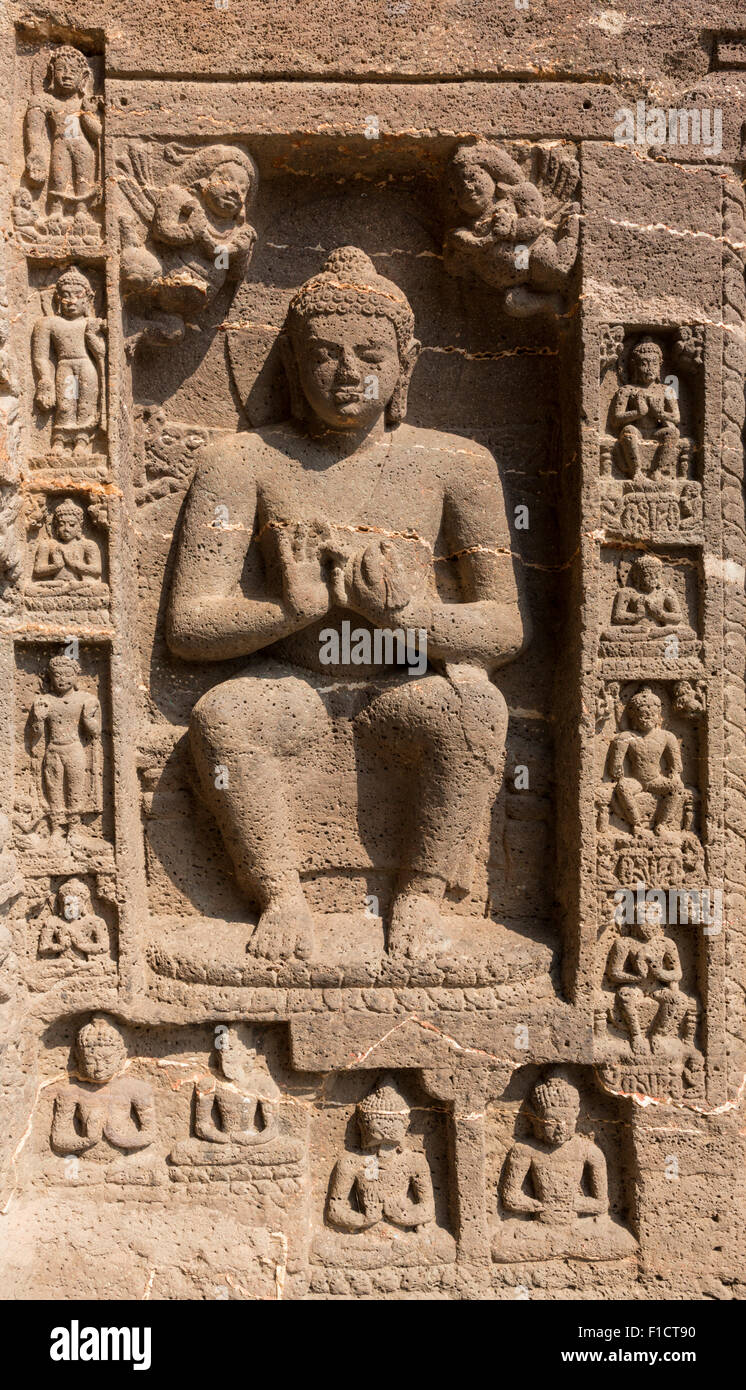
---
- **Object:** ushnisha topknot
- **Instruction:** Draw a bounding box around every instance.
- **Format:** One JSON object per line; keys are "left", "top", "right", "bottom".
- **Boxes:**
{"left": 286, "top": 246, "right": 416, "bottom": 356}
{"left": 532, "top": 1073, "right": 580, "bottom": 1114}
{"left": 357, "top": 1073, "right": 411, "bottom": 1119}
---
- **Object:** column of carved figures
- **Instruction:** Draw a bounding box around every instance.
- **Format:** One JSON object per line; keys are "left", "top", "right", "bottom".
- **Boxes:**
{"left": 591, "top": 324, "right": 716, "bottom": 1101}
{"left": 5, "top": 40, "right": 116, "bottom": 992}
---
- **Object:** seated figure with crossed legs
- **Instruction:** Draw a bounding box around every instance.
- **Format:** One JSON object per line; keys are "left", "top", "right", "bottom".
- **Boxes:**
{"left": 168, "top": 247, "right": 529, "bottom": 961}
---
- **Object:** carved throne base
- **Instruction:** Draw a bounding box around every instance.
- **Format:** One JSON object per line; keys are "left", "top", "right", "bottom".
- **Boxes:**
{"left": 492, "top": 1214, "right": 637, "bottom": 1263}
{"left": 167, "top": 1134, "right": 304, "bottom": 1192}
{"left": 311, "top": 1225, "right": 456, "bottom": 1271}
{"left": 145, "top": 912, "right": 555, "bottom": 992}
{"left": 46, "top": 1149, "right": 164, "bottom": 1187}
{"left": 596, "top": 1056, "right": 704, "bottom": 1100}
{"left": 599, "top": 477, "right": 703, "bottom": 541}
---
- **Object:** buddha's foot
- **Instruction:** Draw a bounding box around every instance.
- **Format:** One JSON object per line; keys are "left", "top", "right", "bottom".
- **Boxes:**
{"left": 247, "top": 891, "right": 314, "bottom": 961}
{"left": 388, "top": 892, "right": 447, "bottom": 959}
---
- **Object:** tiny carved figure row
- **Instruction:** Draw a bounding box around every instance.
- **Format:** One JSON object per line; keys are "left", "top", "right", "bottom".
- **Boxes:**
{"left": 40, "top": 1016, "right": 636, "bottom": 1267}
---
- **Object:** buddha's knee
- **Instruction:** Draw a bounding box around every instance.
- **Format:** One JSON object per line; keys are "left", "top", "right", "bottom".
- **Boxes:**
{"left": 620, "top": 424, "right": 641, "bottom": 442}
{"left": 364, "top": 673, "right": 507, "bottom": 767}
{"left": 191, "top": 675, "right": 326, "bottom": 763}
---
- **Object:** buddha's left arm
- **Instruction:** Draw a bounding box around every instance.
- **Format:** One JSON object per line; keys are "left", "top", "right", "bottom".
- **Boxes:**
{"left": 406, "top": 446, "right": 530, "bottom": 670}
{"left": 577, "top": 1144, "right": 608, "bottom": 1214}
{"left": 107, "top": 1087, "right": 156, "bottom": 1149}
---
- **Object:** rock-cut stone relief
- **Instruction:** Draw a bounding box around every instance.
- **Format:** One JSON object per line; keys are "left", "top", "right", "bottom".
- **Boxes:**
{"left": 167, "top": 1025, "right": 304, "bottom": 1194}
{"left": 1, "top": 9, "right": 744, "bottom": 1306}
{"left": 117, "top": 142, "right": 258, "bottom": 354}
{"left": 443, "top": 141, "right": 580, "bottom": 317}
{"left": 50, "top": 1015, "right": 159, "bottom": 1185}
{"left": 599, "top": 330, "right": 703, "bottom": 541}
{"left": 31, "top": 267, "right": 106, "bottom": 465}
{"left": 493, "top": 1071, "right": 636, "bottom": 1262}
{"left": 168, "top": 245, "right": 528, "bottom": 963}
{"left": 18, "top": 650, "right": 108, "bottom": 863}
{"left": 17, "top": 45, "right": 102, "bottom": 246}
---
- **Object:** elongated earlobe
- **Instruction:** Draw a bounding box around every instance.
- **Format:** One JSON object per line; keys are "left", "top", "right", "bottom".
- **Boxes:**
{"left": 386, "top": 338, "right": 421, "bottom": 426}
{"left": 279, "top": 334, "right": 307, "bottom": 421}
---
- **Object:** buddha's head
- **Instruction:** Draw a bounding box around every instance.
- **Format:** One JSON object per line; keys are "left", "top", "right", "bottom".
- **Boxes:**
{"left": 215, "top": 1024, "right": 249, "bottom": 1082}
{"left": 627, "top": 687, "right": 662, "bottom": 734}
{"left": 47, "top": 654, "right": 81, "bottom": 696}
{"left": 529, "top": 1071, "right": 580, "bottom": 1147}
{"left": 356, "top": 1073, "right": 411, "bottom": 1150}
{"left": 57, "top": 877, "right": 91, "bottom": 922}
{"left": 284, "top": 247, "right": 420, "bottom": 432}
{"left": 53, "top": 267, "right": 93, "bottom": 321}
{"left": 630, "top": 338, "right": 663, "bottom": 387}
{"left": 49, "top": 45, "right": 91, "bottom": 98}
{"left": 637, "top": 898, "right": 665, "bottom": 939}
{"left": 52, "top": 499, "right": 85, "bottom": 544}
{"left": 76, "top": 1013, "right": 127, "bottom": 1083}
{"left": 629, "top": 554, "right": 664, "bottom": 595}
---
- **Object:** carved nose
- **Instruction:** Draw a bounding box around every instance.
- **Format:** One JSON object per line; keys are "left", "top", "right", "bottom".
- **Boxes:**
{"left": 337, "top": 348, "right": 360, "bottom": 382}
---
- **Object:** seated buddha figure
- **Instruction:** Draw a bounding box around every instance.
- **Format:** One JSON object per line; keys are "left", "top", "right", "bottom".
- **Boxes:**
{"left": 167, "top": 246, "right": 529, "bottom": 962}
{"left": 327, "top": 1074, "right": 436, "bottom": 1237}
{"left": 38, "top": 877, "right": 108, "bottom": 960}
{"left": 50, "top": 1014, "right": 158, "bottom": 1182}
{"left": 609, "top": 556, "right": 691, "bottom": 636}
{"left": 168, "top": 1026, "right": 285, "bottom": 1168}
{"left": 493, "top": 1071, "right": 636, "bottom": 1261}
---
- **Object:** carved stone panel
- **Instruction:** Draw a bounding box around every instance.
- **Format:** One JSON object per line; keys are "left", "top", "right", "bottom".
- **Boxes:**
{"left": 1, "top": 4, "right": 746, "bottom": 1308}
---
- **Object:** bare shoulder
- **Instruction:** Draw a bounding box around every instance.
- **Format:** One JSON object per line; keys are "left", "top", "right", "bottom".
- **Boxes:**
{"left": 393, "top": 422, "right": 498, "bottom": 480}
{"left": 189, "top": 426, "right": 290, "bottom": 497}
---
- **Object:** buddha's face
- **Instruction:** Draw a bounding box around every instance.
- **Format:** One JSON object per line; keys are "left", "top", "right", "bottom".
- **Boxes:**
{"left": 628, "top": 692, "right": 661, "bottom": 733}
{"left": 78, "top": 1028, "right": 126, "bottom": 1082}
{"left": 56, "top": 284, "right": 88, "bottom": 320}
{"left": 59, "top": 889, "right": 81, "bottom": 920}
{"left": 48, "top": 662, "right": 78, "bottom": 696}
{"left": 631, "top": 559, "right": 662, "bottom": 594}
{"left": 53, "top": 52, "right": 84, "bottom": 96}
{"left": 217, "top": 1034, "right": 243, "bottom": 1082}
{"left": 638, "top": 911, "right": 663, "bottom": 940}
{"left": 54, "top": 511, "right": 83, "bottom": 543}
{"left": 632, "top": 349, "right": 661, "bottom": 386}
{"left": 457, "top": 161, "right": 495, "bottom": 216}
{"left": 199, "top": 163, "right": 249, "bottom": 221}
{"left": 293, "top": 311, "right": 401, "bottom": 432}
{"left": 359, "top": 1111, "right": 408, "bottom": 1150}
{"left": 533, "top": 1103, "right": 578, "bottom": 1147}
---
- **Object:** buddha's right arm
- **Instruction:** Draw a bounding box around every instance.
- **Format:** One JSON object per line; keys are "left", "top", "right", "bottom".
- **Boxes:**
{"left": 501, "top": 1149, "right": 540, "bottom": 1213}
{"left": 51, "top": 1097, "right": 91, "bottom": 1154}
{"left": 166, "top": 448, "right": 307, "bottom": 661}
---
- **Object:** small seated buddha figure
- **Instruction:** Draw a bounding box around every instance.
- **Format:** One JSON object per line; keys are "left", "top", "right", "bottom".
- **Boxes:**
{"left": 609, "top": 556, "right": 689, "bottom": 633}
{"left": 168, "top": 1027, "right": 289, "bottom": 1170}
{"left": 601, "top": 911, "right": 698, "bottom": 1059}
{"left": 609, "top": 339, "right": 682, "bottom": 480}
{"left": 326, "top": 1074, "right": 435, "bottom": 1236}
{"left": 31, "top": 498, "right": 102, "bottom": 589}
{"left": 606, "top": 688, "right": 686, "bottom": 842}
{"left": 50, "top": 1014, "right": 159, "bottom": 1183}
{"left": 38, "top": 877, "right": 108, "bottom": 960}
{"left": 493, "top": 1071, "right": 636, "bottom": 1262}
